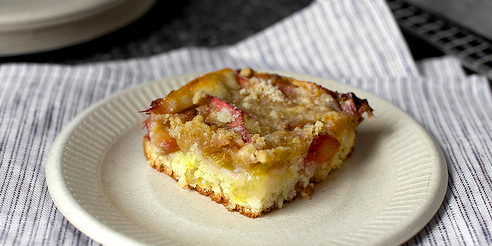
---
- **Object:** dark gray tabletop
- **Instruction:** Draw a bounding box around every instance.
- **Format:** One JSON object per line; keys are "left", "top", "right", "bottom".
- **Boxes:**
{"left": 0, "top": 0, "right": 442, "bottom": 65}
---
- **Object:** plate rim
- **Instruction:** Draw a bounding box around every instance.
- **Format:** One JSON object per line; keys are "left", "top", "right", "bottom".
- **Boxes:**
{"left": 46, "top": 70, "right": 448, "bottom": 246}
{"left": 46, "top": 88, "right": 146, "bottom": 246}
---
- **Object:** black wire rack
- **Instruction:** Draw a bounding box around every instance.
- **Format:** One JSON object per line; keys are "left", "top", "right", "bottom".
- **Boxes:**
{"left": 387, "top": 0, "right": 492, "bottom": 80}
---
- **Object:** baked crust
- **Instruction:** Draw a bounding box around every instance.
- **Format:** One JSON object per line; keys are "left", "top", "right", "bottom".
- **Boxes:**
{"left": 141, "top": 68, "right": 372, "bottom": 218}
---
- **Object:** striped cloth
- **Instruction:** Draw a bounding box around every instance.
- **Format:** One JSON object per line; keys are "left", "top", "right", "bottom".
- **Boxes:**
{"left": 1, "top": 0, "right": 491, "bottom": 245}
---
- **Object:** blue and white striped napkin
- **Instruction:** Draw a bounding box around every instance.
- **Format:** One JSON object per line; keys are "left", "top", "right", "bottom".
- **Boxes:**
{"left": 1, "top": 0, "right": 491, "bottom": 245}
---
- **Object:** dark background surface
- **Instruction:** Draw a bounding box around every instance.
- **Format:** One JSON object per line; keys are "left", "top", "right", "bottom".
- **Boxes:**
{"left": 0, "top": 0, "right": 443, "bottom": 65}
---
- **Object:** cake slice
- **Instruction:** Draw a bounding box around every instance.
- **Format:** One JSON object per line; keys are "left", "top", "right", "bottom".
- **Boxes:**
{"left": 141, "top": 68, "right": 373, "bottom": 218}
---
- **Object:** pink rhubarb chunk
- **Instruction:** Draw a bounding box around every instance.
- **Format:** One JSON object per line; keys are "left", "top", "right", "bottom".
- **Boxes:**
{"left": 302, "top": 134, "right": 340, "bottom": 173}
{"left": 209, "top": 96, "right": 252, "bottom": 142}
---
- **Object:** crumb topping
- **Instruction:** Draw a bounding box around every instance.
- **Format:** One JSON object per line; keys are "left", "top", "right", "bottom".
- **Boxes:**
{"left": 143, "top": 68, "right": 372, "bottom": 173}
{"left": 239, "top": 77, "right": 286, "bottom": 103}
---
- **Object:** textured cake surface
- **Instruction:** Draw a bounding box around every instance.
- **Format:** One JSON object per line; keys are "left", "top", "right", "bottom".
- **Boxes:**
{"left": 142, "top": 68, "right": 372, "bottom": 218}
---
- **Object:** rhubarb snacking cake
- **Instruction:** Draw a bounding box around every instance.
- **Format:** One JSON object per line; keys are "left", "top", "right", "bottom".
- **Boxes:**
{"left": 141, "top": 68, "right": 373, "bottom": 218}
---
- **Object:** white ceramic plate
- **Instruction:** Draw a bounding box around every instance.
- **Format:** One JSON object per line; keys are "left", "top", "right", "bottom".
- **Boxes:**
{"left": 46, "top": 72, "right": 447, "bottom": 246}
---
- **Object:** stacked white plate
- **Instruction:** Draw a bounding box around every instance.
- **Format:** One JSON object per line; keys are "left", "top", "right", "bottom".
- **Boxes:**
{"left": 0, "top": 0, "right": 155, "bottom": 56}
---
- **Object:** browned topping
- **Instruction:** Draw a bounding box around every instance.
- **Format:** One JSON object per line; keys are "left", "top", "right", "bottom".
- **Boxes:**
{"left": 142, "top": 68, "right": 373, "bottom": 171}
{"left": 338, "top": 92, "right": 374, "bottom": 119}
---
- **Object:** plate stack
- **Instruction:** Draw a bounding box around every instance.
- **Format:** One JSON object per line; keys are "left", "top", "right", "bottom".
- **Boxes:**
{"left": 0, "top": 0, "right": 155, "bottom": 56}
